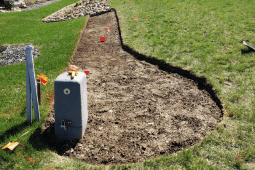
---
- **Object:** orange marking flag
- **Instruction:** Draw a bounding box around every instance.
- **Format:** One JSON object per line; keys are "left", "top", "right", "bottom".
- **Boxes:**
{"left": 27, "top": 157, "right": 35, "bottom": 164}
{"left": 37, "top": 73, "right": 48, "bottom": 86}
{"left": 107, "top": 25, "right": 111, "bottom": 32}
{"left": 1, "top": 142, "right": 19, "bottom": 151}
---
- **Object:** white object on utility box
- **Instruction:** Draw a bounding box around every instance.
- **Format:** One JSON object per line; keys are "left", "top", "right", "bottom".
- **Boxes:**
{"left": 54, "top": 71, "right": 88, "bottom": 140}
{"left": 243, "top": 41, "right": 255, "bottom": 50}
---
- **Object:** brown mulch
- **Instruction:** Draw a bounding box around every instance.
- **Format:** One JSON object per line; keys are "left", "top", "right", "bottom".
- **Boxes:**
{"left": 39, "top": 8, "right": 224, "bottom": 166}
{"left": 0, "top": 45, "right": 7, "bottom": 52}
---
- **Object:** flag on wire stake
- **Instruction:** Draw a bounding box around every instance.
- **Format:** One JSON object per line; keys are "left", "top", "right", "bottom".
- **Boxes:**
{"left": 1, "top": 142, "right": 20, "bottom": 151}
{"left": 26, "top": 44, "right": 40, "bottom": 123}
{"left": 37, "top": 73, "right": 48, "bottom": 86}
{"left": 37, "top": 73, "right": 48, "bottom": 105}
{"left": 107, "top": 25, "right": 111, "bottom": 32}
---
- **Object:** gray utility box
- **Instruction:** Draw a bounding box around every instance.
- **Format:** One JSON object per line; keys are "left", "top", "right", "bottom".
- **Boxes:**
{"left": 54, "top": 72, "right": 88, "bottom": 140}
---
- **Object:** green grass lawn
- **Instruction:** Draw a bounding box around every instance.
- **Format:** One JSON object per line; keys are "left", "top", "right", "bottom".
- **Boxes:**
{"left": 0, "top": 0, "right": 255, "bottom": 169}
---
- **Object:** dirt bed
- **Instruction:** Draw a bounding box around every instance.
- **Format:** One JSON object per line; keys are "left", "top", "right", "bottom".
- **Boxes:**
{"left": 40, "top": 8, "right": 224, "bottom": 165}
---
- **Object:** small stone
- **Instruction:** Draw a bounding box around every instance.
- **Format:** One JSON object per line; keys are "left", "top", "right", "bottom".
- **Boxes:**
{"left": 19, "top": 2, "right": 28, "bottom": 8}
{"left": 11, "top": 7, "right": 21, "bottom": 11}
{"left": 0, "top": 45, "right": 7, "bottom": 52}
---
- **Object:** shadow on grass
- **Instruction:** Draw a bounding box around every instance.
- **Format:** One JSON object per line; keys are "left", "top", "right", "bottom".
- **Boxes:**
{"left": 0, "top": 106, "right": 27, "bottom": 143}
{"left": 0, "top": 106, "right": 78, "bottom": 154}
{"left": 29, "top": 125, "right": 80, "bottom": 155}
{"left": 241, "top": 48, "right": 255, "bottom": 54}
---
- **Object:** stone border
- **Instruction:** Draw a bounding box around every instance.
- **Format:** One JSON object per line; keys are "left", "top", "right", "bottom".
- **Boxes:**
{"left": 42, "top": 0, "right": 83, "bottom": 22}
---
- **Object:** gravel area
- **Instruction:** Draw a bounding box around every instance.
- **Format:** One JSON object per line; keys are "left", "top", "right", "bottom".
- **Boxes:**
{"left": 0, "top": 0, "right": 61, "bottom": 67}
{"left": 19, "top": 0, "right": 62, "bottom": 11}
{"left": 0, "top": 45, "right": 40, "bottom": 66}
{"left": 0, "top": 0, "right": 62, "bottom": 12}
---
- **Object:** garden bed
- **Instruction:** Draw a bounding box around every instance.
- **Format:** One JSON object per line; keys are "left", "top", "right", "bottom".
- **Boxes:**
{"left": 39, "top": 9, "right": 224, "bottom": 165}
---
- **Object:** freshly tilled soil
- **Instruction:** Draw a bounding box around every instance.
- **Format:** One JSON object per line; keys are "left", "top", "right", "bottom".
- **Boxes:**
{"left": 40, "top": 8, "right": 224, "bottom": 165}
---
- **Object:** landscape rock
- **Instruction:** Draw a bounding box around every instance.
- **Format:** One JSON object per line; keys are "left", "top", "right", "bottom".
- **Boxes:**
{"left": 0, "top": 45, "right": 40, "bottom": 67}
{"left": 19, "top": 2, "right": 27, "bottom": 8}
{"left": 11, "top": 7, "right": 21, "bottom": 11}
{"left": 42, "top": 0, "right": 112, "bottom": 22}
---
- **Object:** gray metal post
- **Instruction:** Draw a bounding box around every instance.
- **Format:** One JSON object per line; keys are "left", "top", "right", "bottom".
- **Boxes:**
{"left": 26, "top": 45, "right": 32, "bottom": 123}
{"left": 26, "top": 44, "right": 40, "bottom": 123}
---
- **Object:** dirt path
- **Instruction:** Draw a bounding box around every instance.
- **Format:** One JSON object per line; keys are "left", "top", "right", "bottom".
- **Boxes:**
{"left": 40, "top": 8, "right": 224, "bottom": 165}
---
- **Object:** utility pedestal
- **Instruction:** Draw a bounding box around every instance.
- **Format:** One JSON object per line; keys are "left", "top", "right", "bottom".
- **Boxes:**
{"left": 54, "top": 71, "right": 88, "bottom": 140}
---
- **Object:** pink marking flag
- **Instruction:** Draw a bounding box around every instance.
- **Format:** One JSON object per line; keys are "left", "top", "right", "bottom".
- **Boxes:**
{"left": 107, "top": 25, "right": 111, "bottom": 32}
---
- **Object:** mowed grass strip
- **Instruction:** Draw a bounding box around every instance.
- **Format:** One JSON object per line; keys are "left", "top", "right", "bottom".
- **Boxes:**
{"left": 109, "top": 0, "right": 255, "bottom": 169}
{"left": 0, "top": 0, "right": 255, "bottom": 169}
{"left": 0, "top": 0, "right": 92, "bottom": 169}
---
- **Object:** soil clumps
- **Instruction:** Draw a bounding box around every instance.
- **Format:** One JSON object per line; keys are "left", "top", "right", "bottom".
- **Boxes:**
{"left": 40, "top": 8, "right": 224, "bottom": 165}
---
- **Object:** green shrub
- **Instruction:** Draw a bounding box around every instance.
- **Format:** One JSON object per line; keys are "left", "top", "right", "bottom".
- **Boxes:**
{"left": 4, "top": 0, "right": 14, "bottom": 10}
